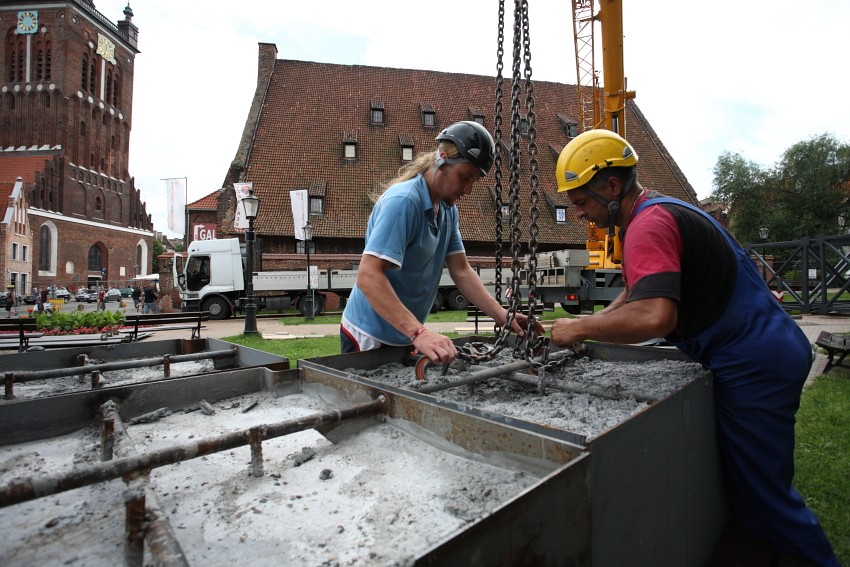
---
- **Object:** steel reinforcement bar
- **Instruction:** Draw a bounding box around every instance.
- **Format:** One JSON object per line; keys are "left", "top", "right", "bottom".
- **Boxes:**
{"left": 0, "top": 396, "right": 386, "bottom": 508}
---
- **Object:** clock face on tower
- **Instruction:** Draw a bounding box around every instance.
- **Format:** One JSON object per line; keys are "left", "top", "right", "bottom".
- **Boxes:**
{"left": 17, "top": 11, "right": 39, "bottom": 34}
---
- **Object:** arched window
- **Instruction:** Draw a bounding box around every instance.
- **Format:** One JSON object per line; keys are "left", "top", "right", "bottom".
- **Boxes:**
{"left": 39, "top": 225, "right": 51, "bottom": 270}
{"left": 135, "top": 240, "right": 149, "bottom": 276}
{"left": 112, "top": 75, "right": 120, "bottom": 106}
{"left": 105, "top": 69, "right": 112, "bottom": 101}
{"left": 87, "top": 245, "right": 102, "bottom": 272}
{"left": 45, "top": 46, "right": 51, "bottom": 80}
{"left": 81, "top": 57, "right": 88, "bottom": 90}
{"left": 95, "top": 196, "right": 102, "bottom": 211}
{"left": 38, "top": 221, "right": 58, "bottom": 275}
{"left": 89, "top": 63, "right": 96, "bottom": 93}
{"left": 9, "top": 37, "right": 24, "bottom": 82}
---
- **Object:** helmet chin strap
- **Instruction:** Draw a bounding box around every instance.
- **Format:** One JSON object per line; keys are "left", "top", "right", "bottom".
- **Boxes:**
{"left": 579, "top": 167, "right": 638, "bottom": 236}
{"left": 606, "top": 202, "right": 620, "bottom": 237}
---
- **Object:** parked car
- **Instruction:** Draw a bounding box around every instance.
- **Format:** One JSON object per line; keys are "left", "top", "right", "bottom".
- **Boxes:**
{"left": 23, "top": 294, "right": 38, "bottom": 305}
{"left": 75, "top": 289, "right": 94, "bottom": 302}
{"left": 119, "top": 287, "right": 133, "bottom": 298}
{"left": 53, "top": 287, "right": 71, "bottom": 302}
{"left": 105, "top": 288, "right": 122, "bottom": 302}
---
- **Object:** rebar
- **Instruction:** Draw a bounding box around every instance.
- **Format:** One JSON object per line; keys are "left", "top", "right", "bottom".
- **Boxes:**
{"left": 6, "top": 348, "right": 238, "bottom": 383}
{"left": 0, "top": 396, "right": 387, "bottom": 508}
{"left": 416, "top": 360, "right": 531, "bottom": 393}
{"left": 103, "top": 401, "right": 191, "bottom": 567}
{"left": 504, "top": 372, "right": 660, "bottom": 403}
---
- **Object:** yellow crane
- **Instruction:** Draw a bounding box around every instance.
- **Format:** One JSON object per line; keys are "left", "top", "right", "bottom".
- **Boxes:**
{"left": 572, "top": 0, "right": 635, "bottom": 269}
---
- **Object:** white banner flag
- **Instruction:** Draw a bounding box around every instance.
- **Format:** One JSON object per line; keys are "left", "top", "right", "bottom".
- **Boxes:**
{"left": 290, "top": 189, "right": 309, "bottom": 240}
{"left": 233, "top": 182, "right": 253, "bottom": 231}
{"left": 165, "top": 178, "right": 186, "bottom": 234}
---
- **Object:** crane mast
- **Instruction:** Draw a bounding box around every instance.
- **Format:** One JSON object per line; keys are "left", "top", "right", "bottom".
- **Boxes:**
{"left": 571, "top": 0, "right": 635, "bottom": 267}
{"left": 572, "top": 0, "right": 636, "bottom": 137}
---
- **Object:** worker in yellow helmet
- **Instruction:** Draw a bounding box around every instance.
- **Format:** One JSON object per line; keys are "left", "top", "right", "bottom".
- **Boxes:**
{"left": 551, "top": 130, "right": 839, "bottom": 566}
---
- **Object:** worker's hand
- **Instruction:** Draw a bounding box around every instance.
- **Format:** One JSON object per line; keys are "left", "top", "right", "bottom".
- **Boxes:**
{"left": 550, "top": 317, "right": 584, "bottom": 348}
{"left": 412, "top": 329, "right": 458, "bottom": 365}
{"left": 509, "top": 312, "right": 546, "bottom": 338}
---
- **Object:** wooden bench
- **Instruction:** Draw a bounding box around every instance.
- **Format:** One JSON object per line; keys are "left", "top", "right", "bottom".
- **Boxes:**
{"left": 0, "top": 318, "right": 44, "bottom": 352}
{"left": 464, "top": 303, "right": 550, "bottom": 335}
{"left": 815, "top": 331, "right": 850, "bottom": 373}
{"left": 121, "top": 311, "right": 209, "bottom": 342}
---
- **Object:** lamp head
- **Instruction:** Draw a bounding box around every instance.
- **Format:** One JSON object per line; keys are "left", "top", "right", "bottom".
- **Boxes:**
{"left": 241, "top": 189, "right": 260, "bottom": 220}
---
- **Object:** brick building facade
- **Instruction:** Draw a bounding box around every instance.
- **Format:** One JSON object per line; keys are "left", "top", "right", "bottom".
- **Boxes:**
{"left": 0, "top": 1, "right": 154, "bottom": 292}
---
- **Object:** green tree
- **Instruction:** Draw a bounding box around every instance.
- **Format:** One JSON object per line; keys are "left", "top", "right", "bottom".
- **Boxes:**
{"left": 711, "top": 133, "right": 850, "bottom": 242}
{"left": 711, "top": 151, "right": 772, "bottom": 242}
{"left": 152, "top": 239, "right": 166, "bottom": 273}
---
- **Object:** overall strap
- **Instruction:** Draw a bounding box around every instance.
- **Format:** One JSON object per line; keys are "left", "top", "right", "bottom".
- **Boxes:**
{"left": 634, "top": 197, "right": 741, "bottom": 252}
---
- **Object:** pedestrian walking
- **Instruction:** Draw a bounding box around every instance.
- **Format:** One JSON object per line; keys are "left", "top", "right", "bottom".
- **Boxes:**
{"left": 131, "top": 286, "right": 142, "bottom": 311}
{"left": 4, "top": 285, "right": 14, "bottom": 318}
{"left": 142, "top": 285, "right": 158, "bottom": 314}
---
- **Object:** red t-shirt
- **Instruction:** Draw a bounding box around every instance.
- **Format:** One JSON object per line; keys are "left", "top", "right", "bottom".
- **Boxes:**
{"left": 622, "top": 193, "right": 737, "bottom": 340}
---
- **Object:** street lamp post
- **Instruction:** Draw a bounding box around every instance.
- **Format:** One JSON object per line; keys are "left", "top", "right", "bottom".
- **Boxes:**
{"left": 304, "top": 221, "right": 314, "bottom": 320}
{"left": 242, "top": 189, "right": 260, "bottom": 335}
{"left": 759, "top": 226, "right": 769, "bottom": 283}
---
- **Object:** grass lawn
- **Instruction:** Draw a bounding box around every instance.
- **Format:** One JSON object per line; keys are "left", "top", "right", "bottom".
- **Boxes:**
{"left": 222, "top": 324, "right": 848, "bottom": 564}
{"left": 794, "top": 367, "right": 850, "bottom": 563}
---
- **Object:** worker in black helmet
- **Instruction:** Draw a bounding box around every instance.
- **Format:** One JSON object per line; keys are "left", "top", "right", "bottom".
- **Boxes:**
{"left": 342, "top": 121, "right": 542, "bottom": 363}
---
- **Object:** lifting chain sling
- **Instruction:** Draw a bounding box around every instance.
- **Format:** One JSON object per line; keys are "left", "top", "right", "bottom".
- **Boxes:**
{"left": 455, "top": 0, "right": 573, "bottom": 375}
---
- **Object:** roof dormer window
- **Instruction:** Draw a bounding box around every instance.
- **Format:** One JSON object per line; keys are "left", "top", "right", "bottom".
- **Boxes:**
{"left": 557, "top": 114, "right": 579, "bottom": 139}
{"left": 555, "top": 206, "right": 567, "bottom": 223}
{"left": 342, "top": 131, "right": 358, "bottom": 161}
{"left": 399, "top": 133, "right": 414, "bottom": 162}
{"left": 370, "top": 99, "right": 385, "bottom": 125}
{"left": 420, "top": 103, "right": 436, "bottom": 128}
{"left": 468, "top": 106, "right": 486, "bottom": 125}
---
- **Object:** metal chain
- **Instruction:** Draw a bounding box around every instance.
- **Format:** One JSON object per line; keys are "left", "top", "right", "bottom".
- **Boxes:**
{"left": 492, "top": 0, "right": 505, "bottom": 307}
{"left": 456, "top": 0, "right": 551, "bottom": 370}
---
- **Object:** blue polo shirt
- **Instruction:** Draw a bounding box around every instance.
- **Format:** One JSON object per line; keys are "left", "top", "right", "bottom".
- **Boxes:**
{"left": 342, "top": 174, "right": 464, "bottom": 345}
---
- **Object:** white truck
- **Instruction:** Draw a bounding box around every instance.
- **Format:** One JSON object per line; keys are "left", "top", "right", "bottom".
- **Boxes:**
{"left": 174, "top": 238, "right": 499, "bottom": 320}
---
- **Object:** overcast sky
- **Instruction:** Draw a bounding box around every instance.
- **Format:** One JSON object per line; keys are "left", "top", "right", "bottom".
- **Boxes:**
{"left": 94, "top": 0, "right": 850, "bottom": 239}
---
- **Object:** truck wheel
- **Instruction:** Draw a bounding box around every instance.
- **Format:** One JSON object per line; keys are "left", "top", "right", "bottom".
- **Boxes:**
{"left": 431, "top": 291, "right": 445, "bottom": 313}
{"left": 560, "top": 302, "right": 581, "bottom": 315}
{"left": 446, "top": 289, "right": 469, "bottom": 310}
{"left": 298, "top": 294, "right": 324, "bottom": 317}
{"left": 203, "top": 297, "right": 231, "bottom": 320}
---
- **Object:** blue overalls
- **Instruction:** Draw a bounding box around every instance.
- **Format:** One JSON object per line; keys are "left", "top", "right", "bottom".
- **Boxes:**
{"left": 633, "top": 198, "right": 839, "bottom": 566}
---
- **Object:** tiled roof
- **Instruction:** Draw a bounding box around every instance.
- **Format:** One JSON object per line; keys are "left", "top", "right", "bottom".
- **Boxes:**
{"left": 0, "top": 153, "right": 56, "bottom": 186}
{"left": 243, "top": 59, "right": 698, "bottom": 249}
{"left": 187, "top": 190, "right": 218, "bottom": 210}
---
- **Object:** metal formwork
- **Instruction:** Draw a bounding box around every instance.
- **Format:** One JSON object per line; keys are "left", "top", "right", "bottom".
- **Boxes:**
{"left": 0, "top": 341, "right": 593, "bottom": 566}
{"left": 300, "top": 341, "right": 729, "bottom": 567}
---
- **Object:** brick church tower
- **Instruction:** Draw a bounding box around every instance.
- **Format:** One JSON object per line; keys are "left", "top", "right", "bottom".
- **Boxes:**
{"left": 0, "top": 1, "right": 154, "bottom": 292}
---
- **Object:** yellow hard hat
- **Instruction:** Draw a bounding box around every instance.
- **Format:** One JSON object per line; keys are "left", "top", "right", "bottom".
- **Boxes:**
{"left": 556, "top": 129, "right": 638, "bottom": 192}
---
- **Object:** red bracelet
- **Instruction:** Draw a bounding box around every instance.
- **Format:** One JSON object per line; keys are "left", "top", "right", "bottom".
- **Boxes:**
{"left": 410, "top": 326, "right": 427, "bottom": 342}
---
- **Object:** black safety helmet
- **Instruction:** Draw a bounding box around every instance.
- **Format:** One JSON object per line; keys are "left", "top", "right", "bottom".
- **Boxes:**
{"left": 435, "top": 121, "right": 496, "bottom": 176}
